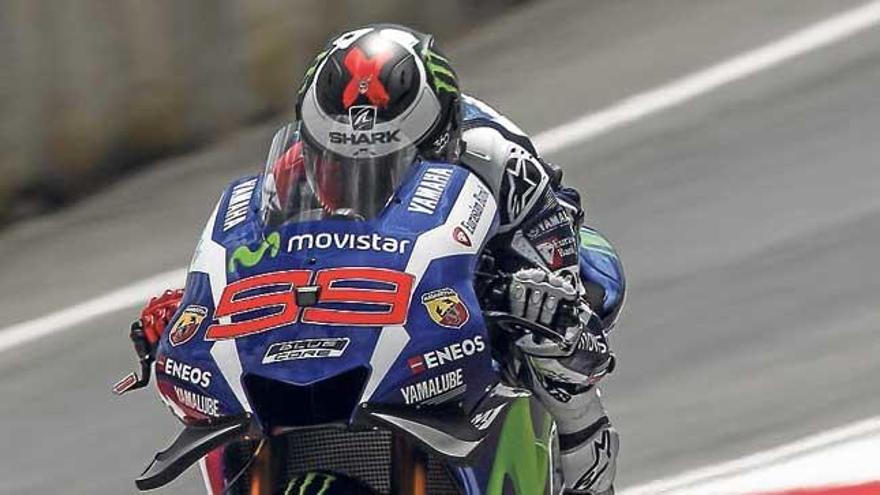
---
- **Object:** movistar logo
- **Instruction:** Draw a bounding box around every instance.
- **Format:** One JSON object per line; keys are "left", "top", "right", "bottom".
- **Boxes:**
{"left": 287, "top": 232, "right": 410, "bottom": 254}
{"left": 228, "top": 232, "right": 280, "bottom": 272}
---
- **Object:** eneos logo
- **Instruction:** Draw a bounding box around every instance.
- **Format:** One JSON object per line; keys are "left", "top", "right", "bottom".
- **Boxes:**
{"left": 407, "top": 335, "right": 485, "bottom": 375}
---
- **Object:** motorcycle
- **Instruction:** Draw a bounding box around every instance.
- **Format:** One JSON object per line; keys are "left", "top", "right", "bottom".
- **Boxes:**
{"left": 114, "top": 126, "right": 586, "bottom": 494}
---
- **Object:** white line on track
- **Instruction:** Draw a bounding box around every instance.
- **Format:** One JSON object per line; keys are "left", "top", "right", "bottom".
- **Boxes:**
{"left": 0, "top": 268, "right": 186, "bottom": 354}
{"left": 620, "top": 415, "right": 880, "bottom": 494}
{"left": 532, "top": 0, "right": 880, "bottom": 154}
{"left": 1, "top": 1, "right": 880, "bottom": 489}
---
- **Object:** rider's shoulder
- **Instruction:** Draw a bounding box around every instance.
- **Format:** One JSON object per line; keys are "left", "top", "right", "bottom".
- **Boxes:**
{"left": 461, "top": 94, "right": 530, "bottom": 136}
{"left": 460, "top": 95, "right": 544, "bottom": 189}
{"left": 460, "top": 95, "right": 555, "bottom": 224}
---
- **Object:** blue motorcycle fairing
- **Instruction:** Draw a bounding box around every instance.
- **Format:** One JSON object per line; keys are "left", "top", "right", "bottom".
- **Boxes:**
{"left": 155, "top": 161, "right": 501, "bottom": 431}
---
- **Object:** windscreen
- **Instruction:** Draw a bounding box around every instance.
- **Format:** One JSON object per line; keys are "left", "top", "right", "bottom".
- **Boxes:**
{"left": 260, "top": 123, "right": 418, "bottom": 225}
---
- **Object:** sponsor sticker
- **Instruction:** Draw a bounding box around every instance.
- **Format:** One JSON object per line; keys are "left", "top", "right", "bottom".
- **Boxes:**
{"left": 452, "top": 226, "right": 471, "bottom": 247}
{"left": 228, "top": 232, "right": 280, "bottom": 273}
{"left": 174, "top": 386, "right": 221, "bottom": 418}
{"left": 451, "top": 185, "right": 489, "bottom": 246}
{"left": 460, "top": 186, "right": 490, "bottom": 235}
{"left": 287, "top": 232, "right": 410, "bottom": 254}
{"left": 421, "top": 288, "right": 470, "bottom": 329}
{"left": 407, "top": 336, "right": 485, "bottom": 375}
{"left": 168, "top": 305, "right": 208, "bottom": 347}
{"left": 223, "top": 178, "right": 257, "bottom": 231}
{"left": 471, "top": 404, "right": 506, "bottom": 430}
{"left": 535, "top": 236, "right": 578, "bottom": 271}
{"left": 523, "top": 208, "right": 578, "bottom": 271}
{"left": 262, "top": 338, "right": 350, "bottom": 364}
{"left": 524, "top": 210, "right": 570, "bottom": 240}
{"left": 408, "top": 167, "right": 454, "bottom": 214}
{"left": 158, "top": 356, "right": 212, "bottom": 388}
{"left": 400, "top": 368, "right": 466, "bottom": 405}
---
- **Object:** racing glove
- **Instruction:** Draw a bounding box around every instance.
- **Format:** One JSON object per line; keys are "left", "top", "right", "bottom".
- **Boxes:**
{"left": 138, "top": 288, "right": 184, "bottom": 351}
{"left": 509, "top": 268, "right": 618, "bottom": 494}
{"left": 113, "top": 288, "right": 183, "bottom": 395}
{"left": 508, "top": 268, "right": 615, "bottom": 390}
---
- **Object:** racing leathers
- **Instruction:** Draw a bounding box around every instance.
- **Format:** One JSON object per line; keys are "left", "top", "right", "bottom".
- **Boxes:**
{"left": 459, "top": 95, "right": 623, "bottom": 494}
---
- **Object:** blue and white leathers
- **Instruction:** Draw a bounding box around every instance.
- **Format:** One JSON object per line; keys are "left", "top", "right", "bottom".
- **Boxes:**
{"left": 460, "top": 94, "right": 623, "bottom": 494}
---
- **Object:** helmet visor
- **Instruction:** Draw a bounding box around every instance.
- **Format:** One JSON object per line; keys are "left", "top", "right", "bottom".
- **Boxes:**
{"left": 302, "top": 137, "right": 416, "bottom": 220}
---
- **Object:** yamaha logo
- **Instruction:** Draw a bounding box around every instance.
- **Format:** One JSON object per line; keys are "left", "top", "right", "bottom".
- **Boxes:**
{"left": 349, "top": 105, "right": 377, "bottom": 131}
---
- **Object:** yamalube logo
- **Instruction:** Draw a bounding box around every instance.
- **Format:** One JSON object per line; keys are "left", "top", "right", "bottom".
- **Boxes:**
{"left": 349, "top": 105, "right": 377, "bottom": 131}
{"left": 421, "top": 288, "right": 470, "bottom": 329}
{"left": 400, "top": 368, "right": 466, "bottom": 406}
{"left": 174, "top": 386, "right": 220, "bottom": 418}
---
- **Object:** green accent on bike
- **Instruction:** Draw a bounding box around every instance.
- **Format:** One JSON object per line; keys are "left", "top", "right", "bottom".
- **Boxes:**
{"left": 583, "top": 245, "right": 618, "bottom": 259}
{"left": 424, "top": 49, "right": 459, "bottom": 95}
{"left": 299, "top": 49, "right": 329, "bottom": 95}
{"left": 579, "top": 228, "right": 617, "bottom": 258}
{"left": 228, "top": 232, "right": 280, "bottom": 272}
{"left": 284, "top": 471, "right": 336, "bottom": 495}
{"left": 487, "top": 398, "right": 554, "bottom": 494}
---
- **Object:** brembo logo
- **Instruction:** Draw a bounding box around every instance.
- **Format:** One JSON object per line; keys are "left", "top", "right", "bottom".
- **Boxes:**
{"left": 328, "top": 130, "right": 401, "bottom": 145}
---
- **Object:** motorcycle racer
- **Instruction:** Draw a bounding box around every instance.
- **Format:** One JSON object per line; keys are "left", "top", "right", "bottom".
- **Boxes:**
{"left": 130, "top": 25, "right": 625, "bottom": 495}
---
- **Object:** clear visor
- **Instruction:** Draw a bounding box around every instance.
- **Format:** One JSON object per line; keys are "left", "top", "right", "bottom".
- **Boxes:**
{"left": 302, "top": 138, "right": 416, "bottom": 220}
{"left": 260, "top": 124, "right": 417, "bottom": 226}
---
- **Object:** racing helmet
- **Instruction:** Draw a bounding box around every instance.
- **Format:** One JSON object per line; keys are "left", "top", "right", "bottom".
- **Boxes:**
{"left": 294, "top": 24, "right": 461, "bottom": 219}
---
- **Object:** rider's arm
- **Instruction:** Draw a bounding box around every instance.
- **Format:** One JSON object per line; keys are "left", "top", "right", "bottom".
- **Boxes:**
{"left": 462, "top": 122, "right": 614, "bottom": 379}
{"left": 462, "top": 106, "right": 620, "bottom": 494}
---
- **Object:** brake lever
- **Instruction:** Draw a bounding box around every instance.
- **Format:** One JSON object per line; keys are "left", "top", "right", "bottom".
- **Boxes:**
{"left": 515, "top": 327, "right": 583, "bottom": 358}
{"left": 112, "top": 320, "right": 154, "bottom": 395}
{"left": 483, "top": 310, "right": 585, "bottom": 358}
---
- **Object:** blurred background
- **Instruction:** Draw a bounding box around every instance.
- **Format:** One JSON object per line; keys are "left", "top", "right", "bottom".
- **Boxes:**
{"left": 3, "top": 0, "right": 880, "bottom": 493}
{"left": 0, "top": 0, "right": 523, "bottom": 223}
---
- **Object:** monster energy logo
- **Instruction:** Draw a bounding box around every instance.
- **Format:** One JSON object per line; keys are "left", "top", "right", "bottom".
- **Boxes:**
{"left": 284, "top": 472, "right": 336, "bottom": 495}
{"left": 424, "top": 48, "right": 459, "bottom": 95}
{"left": 299, "top": 49, "right": 329, "bottom": 95}
{"left": 227, "top": 232, "right": 280, "bottom": 272}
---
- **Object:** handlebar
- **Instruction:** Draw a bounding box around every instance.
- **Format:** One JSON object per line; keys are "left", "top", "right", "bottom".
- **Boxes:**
{"left": 482, "top": 310, "right": 581, "bottom": 357}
